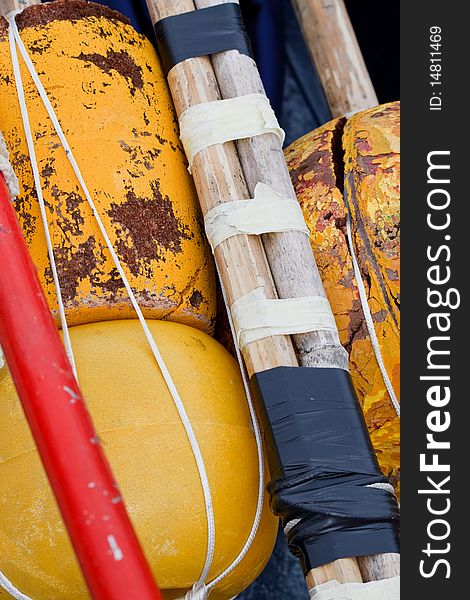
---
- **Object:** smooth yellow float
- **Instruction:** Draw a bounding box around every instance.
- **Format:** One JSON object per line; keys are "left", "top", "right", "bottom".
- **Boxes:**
{"left": 0, "top": 1, "right": 215, "bottom": 332}
{"left": 0, "top": 320, "right": 278, "bottom": 599}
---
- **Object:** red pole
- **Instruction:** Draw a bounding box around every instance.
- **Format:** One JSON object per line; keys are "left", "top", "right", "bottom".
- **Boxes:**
{"left": 0, "top": 172, "right": 162, "bottom": 600}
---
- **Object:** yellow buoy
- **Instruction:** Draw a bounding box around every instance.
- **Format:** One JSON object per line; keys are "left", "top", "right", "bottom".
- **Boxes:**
{"left": 0, "top": 1, "right": 215, "bottom": 333}
{"left": 0, "top": 319, "right": 278, "bottom": 599}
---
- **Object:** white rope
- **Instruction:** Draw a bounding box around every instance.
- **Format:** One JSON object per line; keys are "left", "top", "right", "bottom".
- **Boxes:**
{"left": 366, "top": 482, "right": 395, "bottom": 495}
{"left": 0, "top": 572, "right": 32, "bottom": 600}
{"left": 204, "top": 182, "right": 309, "bottom": 250}
{"left": 184, "top": 585, "right": 209, "bottom": 600}
{"left": 8, "top": 11, "right": 77, "bottom": 378}
{"left": 344, "top": 193, "right": 400, "bottom": 418}
{"left": 6, "top": 12, "right": 216, "bottom": 592}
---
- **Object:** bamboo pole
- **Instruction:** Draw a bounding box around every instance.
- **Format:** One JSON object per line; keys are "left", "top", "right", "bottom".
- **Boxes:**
{"left": 291, "top": 0, "right": 378, "bottom": 117}
{"left": 194, "top": 0, "right": 348, "bottom": 370}
{"left": 146, "top": 0, "right": 299, "bottom": 377}
{"left": 145, "top": 0, "right": 367, "bottom": 593}
{"left": 0, "top": 171, "right": 162, "bottom": 600}
{"left": 192, "top": 0, "right": 400, "bottom": 586}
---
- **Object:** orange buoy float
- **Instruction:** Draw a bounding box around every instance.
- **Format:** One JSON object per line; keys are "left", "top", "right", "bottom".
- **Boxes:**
{"left": 0, "top": 0, "right": 215, "bottom": 332}
{"left": 285, "top": 101, "right": 400, "bottom": 491}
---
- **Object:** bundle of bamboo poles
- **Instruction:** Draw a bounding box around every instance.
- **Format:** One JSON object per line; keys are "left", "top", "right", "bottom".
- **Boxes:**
{"left": 145, "top": 0, "right": 399, "bottom": 594}
{"left": 0, "top": 148, "right": 162, "bottom": 599}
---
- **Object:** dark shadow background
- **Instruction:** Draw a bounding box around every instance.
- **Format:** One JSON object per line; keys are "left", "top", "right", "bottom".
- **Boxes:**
{"left": 278, "top": 0, "right": 400, "bottom": 145}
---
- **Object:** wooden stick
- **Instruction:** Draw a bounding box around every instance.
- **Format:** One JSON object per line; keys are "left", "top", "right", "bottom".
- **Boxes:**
{"left": 192, "top": 0, "right": 399, "bottom": 587}
{"left": 146, "top": 0, "right": 366, "bottom": 593}
{"left": 357, "top": 553, "right": 401, "bottom": 582}
{"left": 291, "top": 0, "right": 378, "bottom": 117}
{"left": 0, "top": 0, "right": 40, "bottom": 15}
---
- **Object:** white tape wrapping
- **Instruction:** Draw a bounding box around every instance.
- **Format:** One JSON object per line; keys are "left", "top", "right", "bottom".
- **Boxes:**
{"left": 231, "top": 287, "right": 337, "bottom": 349}
{"left": 310, "top": 577, "right": 400, "bottom": 600}
{"left": 204, "top": 182, "right": 309, "bottom": 250}
{"left": 179, "top": 93, "right": 285, "bottom": 169}
{"left": 0, "top": 134, "right": 20, "bottom": 198}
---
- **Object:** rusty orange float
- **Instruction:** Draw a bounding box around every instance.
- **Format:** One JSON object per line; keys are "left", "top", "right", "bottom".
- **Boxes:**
{"left": 0, "top": 1, "right": 215, "bottom": 332}
{"left": 286, "top": 101, "right": 400, "bottom": 490}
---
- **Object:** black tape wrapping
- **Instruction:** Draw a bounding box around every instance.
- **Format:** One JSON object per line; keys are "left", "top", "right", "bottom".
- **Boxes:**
{"left": 154, "top": 3, "right": 253, "bottom": 75}
{"left": 251, "top": 367, "right": 400, "bottom": 573}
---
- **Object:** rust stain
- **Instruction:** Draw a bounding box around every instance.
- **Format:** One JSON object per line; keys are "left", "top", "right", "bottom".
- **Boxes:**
{"left": 0, "top": 0, "right": 216, "bottom": 334}
{"left": 370, "top": 103, "right": 400, "bottom": 120}
{"left": 373, "top": 309, "right": 388, "bottom": 323}
{"left": 28, "top": 36, "right": 53, "bottom": 55}
{"left": 108, "top": 182, "right": 193, "bottom": 277}
{"left": 75, "top": 50, "right": 144, "bottom": 95}
{"left": 346, "top": 172, "right": 399, "bottom": 328}
{"left": 14, "top": 0, "right": 130, "bottom": 31}
{"left": 345, "top": 299, "right": 368, "bottom": 353}
{"left": 13, "top": 192, "right": 37, "bottom": 240}
{"left": 94, "top": 267, "right": 123, "bottom": 295}
{"left": 119, "top": 140, "right": 160, "bottom": 170}
{"left": 286, "top": 102, "right": 401, "bottom": 493}
{"left": 355, "top": 152, "right": 395, "bottom": 177}
{"left": 45, "top": 236, "right": 98, "bottom": 303}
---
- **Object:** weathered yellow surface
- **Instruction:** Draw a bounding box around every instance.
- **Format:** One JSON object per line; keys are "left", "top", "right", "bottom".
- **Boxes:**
{"left": 0, "top": 1, "right": 215, "bottom": 333}
{"left": 0, "top": 319, "right": 278, "bottom": 599}
{"left": 285, "top": 102, "right": 400, "bottom": 491}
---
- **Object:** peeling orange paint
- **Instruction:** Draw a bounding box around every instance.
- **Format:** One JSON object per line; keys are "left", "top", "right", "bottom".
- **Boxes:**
{"left": 0, "top": 3, "right": 216, "bottom": 333}
{"left": 285, "top": 102, "right": 400, "bottom": 492}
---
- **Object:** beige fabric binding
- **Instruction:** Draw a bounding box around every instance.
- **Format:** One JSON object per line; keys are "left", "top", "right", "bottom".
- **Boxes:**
{"left": 231, "top": 287, "right": 337, "bottom": 349}
{"left": 179, "top": 93, "right": 285, "bottom": 169}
